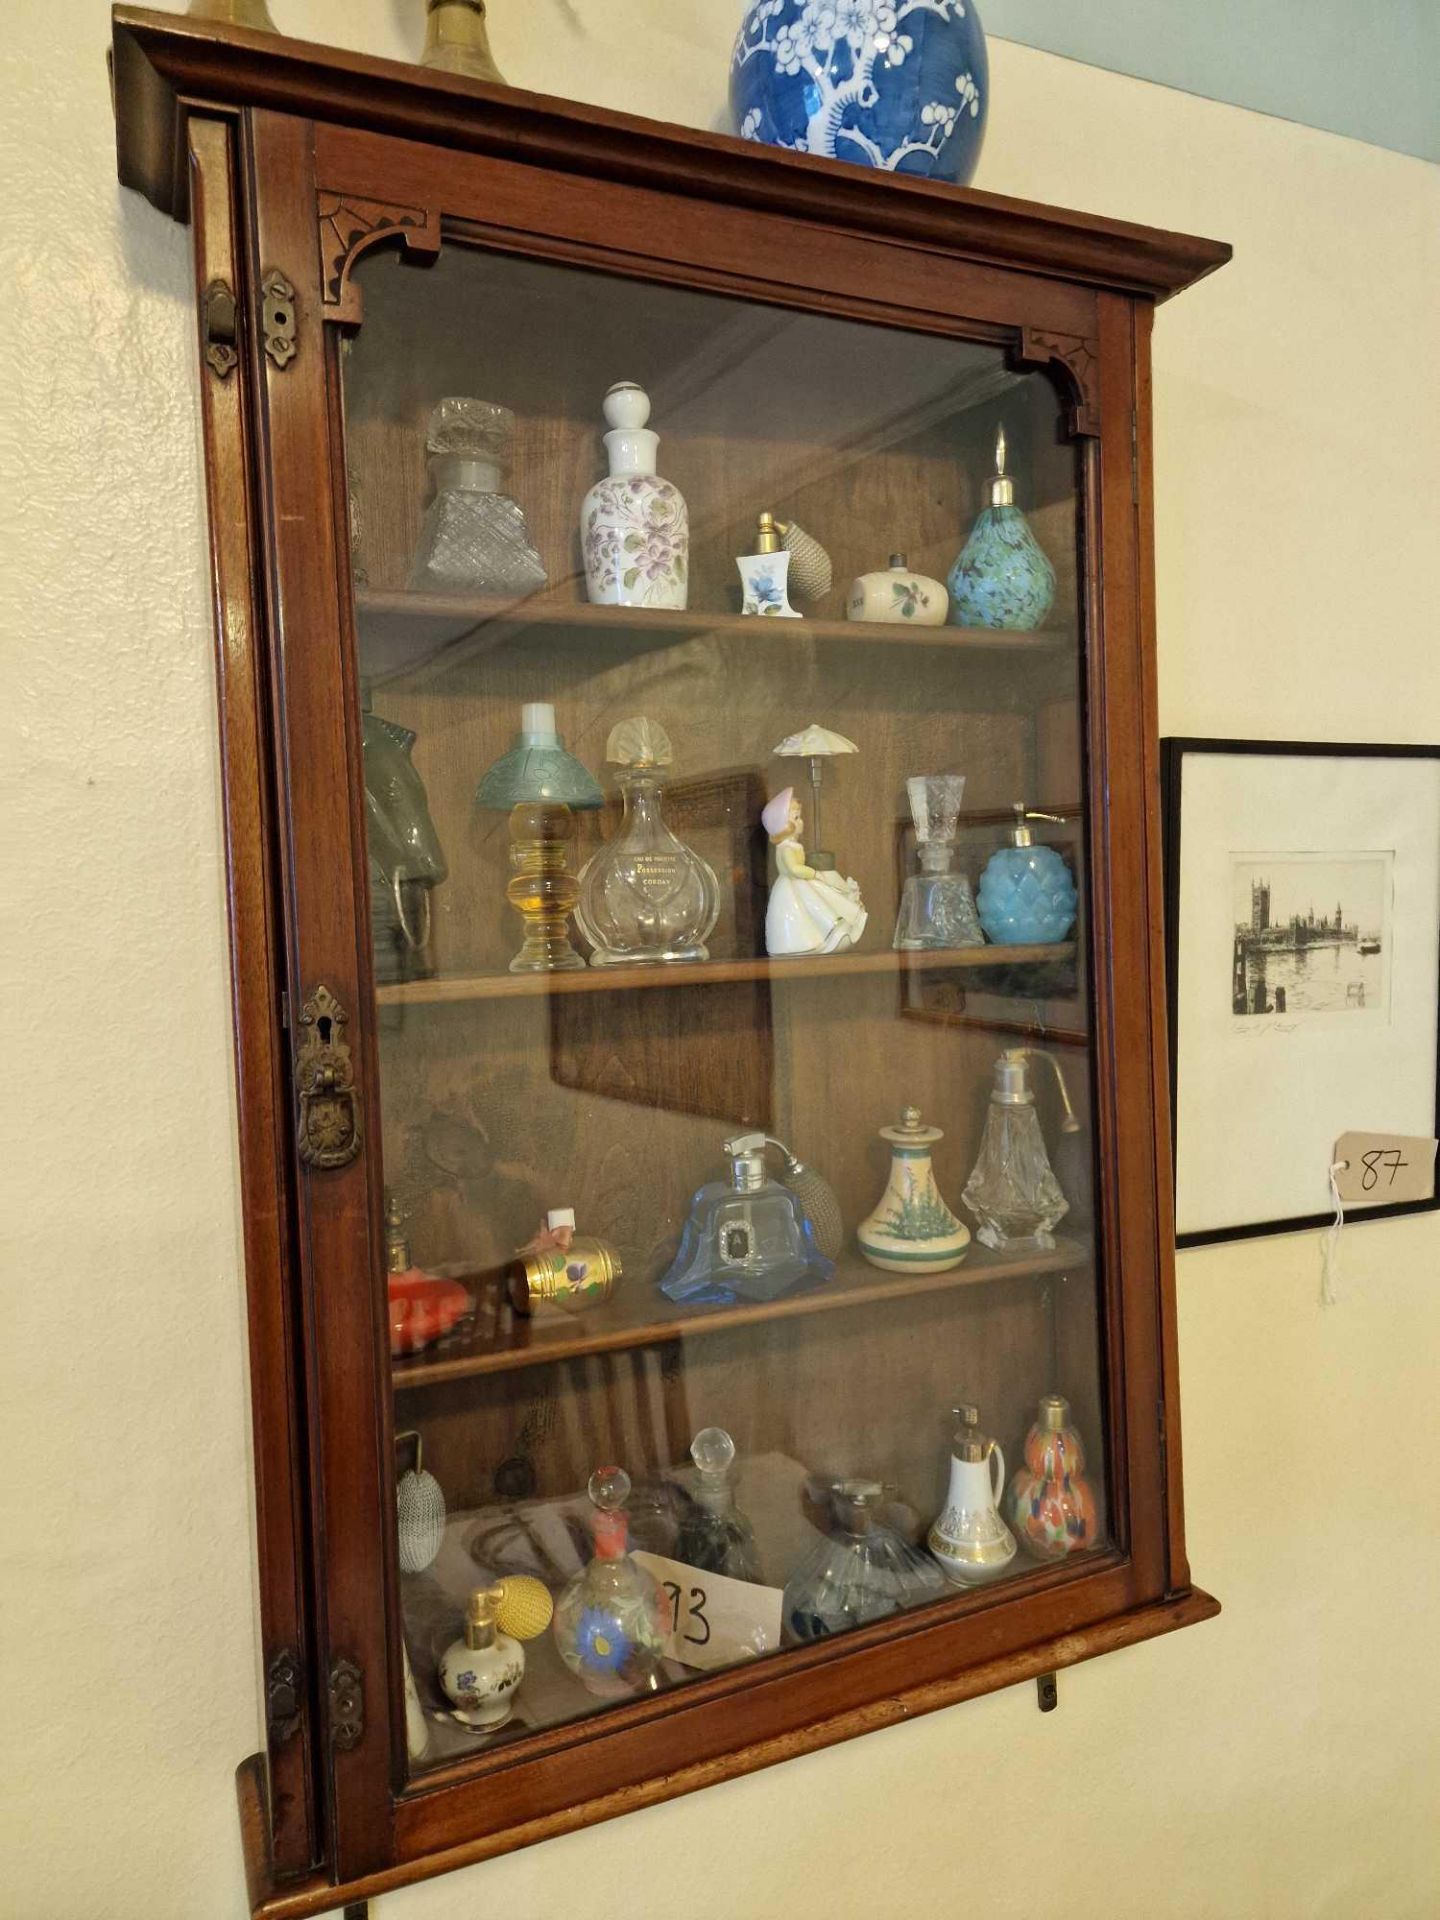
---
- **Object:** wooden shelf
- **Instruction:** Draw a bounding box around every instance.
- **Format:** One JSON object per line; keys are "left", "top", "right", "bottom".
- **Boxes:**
{"left": 377, "top": 942, "right": 1077, "bottom": 1006}
{"left": 358, "top": 588, "right": 1074, "bottom": 685}
{"left": 392, "top": 1240, "right": 1090, "bottom": 1389}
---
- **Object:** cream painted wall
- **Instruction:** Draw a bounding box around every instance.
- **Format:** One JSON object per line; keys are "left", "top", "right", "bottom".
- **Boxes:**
{"left": 1, "top": 5, "right": 1437, "bottom": 1917}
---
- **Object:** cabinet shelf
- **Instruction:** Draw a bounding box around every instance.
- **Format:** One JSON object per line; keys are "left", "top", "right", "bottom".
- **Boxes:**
{"left": 376, "top": 942, "right": 1077, "bottom": 1006}
{"left": 358, "top": 588, "right": 1073, "bottom": 686}
{"left": 392, "top": 1240, "right": 1090, "bottom": 1389}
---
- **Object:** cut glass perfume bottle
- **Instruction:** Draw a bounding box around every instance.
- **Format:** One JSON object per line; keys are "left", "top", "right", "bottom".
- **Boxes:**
{"left": 409, "top": 398, "right": 546, "bottom": 595}
{"left": 660, "top": 1134, "right": 835, "bottom": 1307}
{"left": 892, "top": 774, "right": 984, "bottom": 950}
{"left": 962, "top": 1048, "right": 1079, "bottom": 1251}
{"left": 575, "top": 718, "right": 720, "bottom": 966}
{"left": 783, "top": 1481, "right": 946, "bottom": 1643}
{"left": 552, "top": 1467, "right": 668, "bottom": 1699}
{"left": 674, "top": 1428, "right": 762, "bottom": 1582}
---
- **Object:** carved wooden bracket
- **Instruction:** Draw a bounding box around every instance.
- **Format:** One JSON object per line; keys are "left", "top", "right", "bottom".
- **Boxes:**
{"left": 1015, "top": 327, "right": 1101, "bottom": 437}
{"left": 317, "top": 192, "right": 442, "bottom": 324}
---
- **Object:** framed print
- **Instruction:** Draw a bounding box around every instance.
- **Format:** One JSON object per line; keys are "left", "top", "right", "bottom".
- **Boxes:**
{"left": 1161, "top": 739, "right": 1440, "bottom": 1247}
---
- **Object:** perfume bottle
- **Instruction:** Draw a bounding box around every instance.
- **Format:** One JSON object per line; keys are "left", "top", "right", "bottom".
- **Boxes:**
{"left": 660, "top": 1133, "right": 835, "bottom": 1306}
{"left": 1008, "top": 1394, "right": 1100, "bottom": 1559}
{"left": 928, "top": 1403, "right": 1017, "bottom": 1586}
{"left": 553, "top": 1467, "right": 668, "bottom": 1698}
{"left": 674, "top": 1428, "right": 762, "bottom": 1582}
{"left": 947, "top": 425, "right": 1056, "bottom": 631}
{"left": 438, "top": 1577, "right": 554, "bottom": 1731}
{"left": 507, "top": 1210, "right": 623, "bottom": 1316}
{"left": 783, "top": 1481, "right": 946, "bottom": 1643}
{"left": 736, "top": 511, "right": 802, "bottom": 617}
{"left": 581, "top": 382, "right": 689, "bottom": 609}
{"left": 847, "top": 553, "right": 948, "bottom": 626}
{"left": 892, "top": 774, "right": 984, "bottom": 950}
{"left": 976, "top": 804, "right": 1078, "bottom": 945}
{"left": 575, "top": 718, "right": 721, "bottom": 966}
{"left": 857, "top": 1108, "right": 970, "bottom": 1274}
{"left": 396, "top": 1430, "right": 447, "bottom": 1574}
{"left": 408, "top": 399, "right": 546, "bottom": 595}
{"left": 385, "top": 1193, "right": 473, "bottom": 1355}
{"left": 962, "top": 1048, "right": 1080, "bottom": 1252}
{"left": 775, "top": 518, "right": 834, "bottom": 602}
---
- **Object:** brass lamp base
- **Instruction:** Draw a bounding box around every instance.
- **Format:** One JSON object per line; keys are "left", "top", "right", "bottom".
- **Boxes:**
{"left": 505, "top": 802, "right": 586, "bottom": 972}
{"left": 423, "top": 0, "right": 505, "bottom": 84}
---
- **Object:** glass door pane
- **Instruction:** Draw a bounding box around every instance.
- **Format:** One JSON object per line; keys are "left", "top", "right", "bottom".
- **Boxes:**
{"left": 343, "top": 240, "right": 1106, "bottom": 1776}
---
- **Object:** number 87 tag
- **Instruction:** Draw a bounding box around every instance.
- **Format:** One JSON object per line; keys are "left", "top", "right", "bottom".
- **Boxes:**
{"left": 632, "top": 1551, "right": 784, "bottom": 1672}
{"left": 1333, "top": 1132, "right": 1437, "bottom": 1206}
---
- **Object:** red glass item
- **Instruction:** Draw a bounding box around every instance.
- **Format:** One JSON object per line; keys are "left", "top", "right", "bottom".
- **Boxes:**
{"left": 1007, "top": 1394, "right": 1099, "bottom": 1559}
{"left": 384, "top": 1194, "right": 472, "bottom": 1356}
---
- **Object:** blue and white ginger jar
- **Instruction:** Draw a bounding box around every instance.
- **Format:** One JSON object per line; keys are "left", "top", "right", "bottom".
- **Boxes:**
{"left": 731, "top": 0, "right": 988, "bottom": 184}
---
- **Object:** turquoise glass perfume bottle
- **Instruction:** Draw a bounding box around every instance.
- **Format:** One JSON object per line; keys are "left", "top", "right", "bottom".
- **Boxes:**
{"left": 947, "top": 426, "right": 1055, "bottom": 631}
{"left": 976, "top": 805, "right": 1077, "bottom": 945}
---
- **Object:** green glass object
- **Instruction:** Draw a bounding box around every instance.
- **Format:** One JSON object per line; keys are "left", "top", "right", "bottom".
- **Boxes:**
{"left": 475, "top": 703, "right": 602, "bottom": 811}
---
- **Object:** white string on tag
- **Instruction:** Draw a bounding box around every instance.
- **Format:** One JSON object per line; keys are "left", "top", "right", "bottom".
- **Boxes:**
{"left": 1320, "top": 1160, "right": 1346, "bottom": 1306}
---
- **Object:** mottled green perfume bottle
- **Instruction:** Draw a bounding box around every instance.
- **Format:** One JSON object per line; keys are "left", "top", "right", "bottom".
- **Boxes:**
{"left": 948, "top": 426, "right": 1056, "bottom": 630}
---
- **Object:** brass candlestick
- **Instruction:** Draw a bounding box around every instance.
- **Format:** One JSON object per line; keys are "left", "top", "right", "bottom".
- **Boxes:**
{"left": 422, "top": 0, "right": 505, "bottom": 82}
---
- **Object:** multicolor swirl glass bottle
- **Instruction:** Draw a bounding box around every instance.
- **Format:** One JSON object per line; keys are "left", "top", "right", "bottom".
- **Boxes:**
{"left": 948, "top": 425, "right": 1055, "bottom": 630}
{"left": 1008, "top": 1395, "right": 1100, "bottom": 1559}
{"left": 553, "top": 1467, "right": 668, "bottom": 1698}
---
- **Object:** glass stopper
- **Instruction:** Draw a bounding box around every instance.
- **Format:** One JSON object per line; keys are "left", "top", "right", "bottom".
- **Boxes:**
{"left": 423, "top": 397, "right": 515, "bottom": 463}
{"left": 587, "top": 1464, "right": 632, "bottom": 1512}
{"left": 690, "top": 1427, "right": 737, "bottom": 1477}
{"left": 606, "top": 716, "right": 672, "bottom": 768}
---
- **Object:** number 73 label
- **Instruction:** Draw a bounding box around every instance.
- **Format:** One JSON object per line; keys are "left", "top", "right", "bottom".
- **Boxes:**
{"left": 632, "top": 1551, "right": 785, "bottom": 1672}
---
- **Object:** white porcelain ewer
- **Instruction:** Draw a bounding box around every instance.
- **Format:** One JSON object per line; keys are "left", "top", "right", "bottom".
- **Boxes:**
{"left": 928, "top": 1403, "right": 1017, "bottom": 1586}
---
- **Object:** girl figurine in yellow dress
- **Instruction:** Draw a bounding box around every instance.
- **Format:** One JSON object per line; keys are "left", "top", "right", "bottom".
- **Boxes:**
{"left": 762, "top": 787, "right": 867, "bottom": 956}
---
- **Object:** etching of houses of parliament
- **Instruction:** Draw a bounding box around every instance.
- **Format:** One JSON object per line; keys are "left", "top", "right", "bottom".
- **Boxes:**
{"left": 1243, "top": 877, "right": 1359, "bottom": 951}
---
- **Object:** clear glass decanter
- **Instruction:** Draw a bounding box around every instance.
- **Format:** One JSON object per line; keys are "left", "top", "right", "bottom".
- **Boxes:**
{"left": 893, "top": 774, "right": 984, "bottom": 949}
{"left": 553, "top": 1467, "right": 668, "bottom": 1699}
{"left": 783, "top": 1481, "right": 946, "bottom": 1644}
{"left": 962, "top": 1048, "right": 1079, "bottom": 1251}
{"left": 408, "top": 398, "right": 547, "bottom": 595}
{"left": 660, "top": 1134, "right": 835, "bottom": 1306}
{"left": 674, "top": 1428, "right": 762, "bottom": 1582}
{"left": 576, "top": 718, "right": 720, "bottom": 966}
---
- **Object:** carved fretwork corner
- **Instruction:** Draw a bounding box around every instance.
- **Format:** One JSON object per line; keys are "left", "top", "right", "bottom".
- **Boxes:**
{"left": 1016, "top": 326, "right": 1101, "bottom": 436}
{"left": 317, "top": 191, "right": 442, "bottom": 324}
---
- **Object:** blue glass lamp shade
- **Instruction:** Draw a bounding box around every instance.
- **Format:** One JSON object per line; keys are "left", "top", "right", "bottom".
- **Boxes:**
{"left": 730, "top": 0, "right": 988, "bottom": 185}
{"left": 948, "top": 426, "right": 1056, "bottom": 631}
{"left": 474, "top": 703, "right": 602, "bottom": 811}
{"left": 976, "top": 807, "right": 1078, "bottom": 945}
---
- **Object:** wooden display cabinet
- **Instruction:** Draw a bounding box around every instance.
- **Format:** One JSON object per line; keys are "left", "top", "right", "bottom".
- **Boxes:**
{"left": 111, "top": 10, "right": 1228, "bottom": 1913}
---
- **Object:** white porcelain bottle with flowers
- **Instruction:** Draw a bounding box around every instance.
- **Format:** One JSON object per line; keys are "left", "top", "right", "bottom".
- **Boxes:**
{"left": 581, "top": 381, "right": 689, "bottom": 609}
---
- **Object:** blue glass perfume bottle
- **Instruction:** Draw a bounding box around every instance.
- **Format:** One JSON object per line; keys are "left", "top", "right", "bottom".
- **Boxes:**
{"left": 976, "top": 806, "right": 1078, "bottom": 945}
{"left": 660, "top": 1134, "right": 834, "bottom": 1307}
{"left": 947, "top": 426, "right": 1056, "bottom": 631}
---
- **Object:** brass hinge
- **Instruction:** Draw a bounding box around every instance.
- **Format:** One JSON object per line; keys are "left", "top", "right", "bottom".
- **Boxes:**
{"left": 328, "top": 1654, "right": 364, "bottom": 1751}
{"left": 201, "top": 277, "right": 239, "bottom": 380}
{"left": 265, "top": 1646, "right": 303, "bottom": 1746}
{"left": 261, "top": 268, "right": 298, "bottom": 369}
{"left": 294, "top": 984, "right": 362, "bottom": 1171}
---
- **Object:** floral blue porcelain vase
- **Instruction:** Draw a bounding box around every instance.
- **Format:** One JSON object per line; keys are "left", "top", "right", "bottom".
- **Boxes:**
{"left": 948, "top": 425, "right": 1056, "bottom": 629}
{"left": 731, "top": 0, "right": 989, "bottom": 184}
{"left": 977, "top": 806, "right": 1078, "bottom": 945}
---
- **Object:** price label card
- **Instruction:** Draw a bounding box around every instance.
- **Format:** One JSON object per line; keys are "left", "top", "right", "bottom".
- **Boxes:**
{"left": 1334, "top": 1132, "right": 1438, "bottom": 1206}
{"left": 632, "top": 1552, "right": 784, "bottom": 1672}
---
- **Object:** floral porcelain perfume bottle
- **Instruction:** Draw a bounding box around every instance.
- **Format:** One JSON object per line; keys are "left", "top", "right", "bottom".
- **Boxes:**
{"left": 1008, "top": 1394, "right": 1100, "bottom": 1559}
{"left": 858, "top": 1108, "right": 970, "bottom": 1274}
{"left": 736, "top": 511, "right": 802, "bottom": 616}
{"left": 553, "top": 1467, "right": 668, "bottom": 1698}
{"left": 976, "top": 804, "right": 1078, "bottom": 945}
{"left": 581, "top": 382, "right": 689, "bottom": 608}
{"left": 438, "top": 1577, "right": 554, "bottom": 1731}
{"left": 660, "top": 1133, "right": 835, "bottom": 1306}
{"left": 575, "top": 717, "right": 720, "bottom": 966}
{"left": 783, "top": 1480, "right": 946, "bottom": 1643}
{"left": 962, "top": 1048, "right": 1080, "bottom": 1252}
{"left": 675, "top": 1428, "right": 763, "bottom": 1582}
{"left": 948, "top": 425, "right": 1056, "bottom": 630}
{"left": 507, "top": 1209, "right": 623, "bottom": 1316}
{"left": 928, "top": 1403, "right": 1017, "bottom": 1586}
{"left": 892, "top": 774, "right": 984, "bottom": 950}
{"left": 408, "top": 399, "right": 546, "bottom": 594}
{"left": 847, "top": 552, "right": 948, "bottom": 625}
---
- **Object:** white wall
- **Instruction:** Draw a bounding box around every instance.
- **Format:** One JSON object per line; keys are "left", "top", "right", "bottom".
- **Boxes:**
{"left": 1, "top": 5, "right": 1436, "bottom": 1916}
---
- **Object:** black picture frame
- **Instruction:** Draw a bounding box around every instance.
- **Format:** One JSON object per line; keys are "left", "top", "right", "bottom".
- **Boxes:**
{"left": 1161, "top": 737, "right": 1440, "bottom": 1249}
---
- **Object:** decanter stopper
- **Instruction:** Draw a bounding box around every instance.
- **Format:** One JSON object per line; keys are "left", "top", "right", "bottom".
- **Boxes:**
{"left": 690, "top": 1426, "right": 737, "bottom": 1501}
{"left": 606, "top": 716, "right": 672, "bottom": 768}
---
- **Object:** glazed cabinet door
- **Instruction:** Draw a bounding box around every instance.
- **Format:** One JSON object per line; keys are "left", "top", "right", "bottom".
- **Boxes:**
{"left": 240, "top": 106, "right": 1181, "bottom": 1882}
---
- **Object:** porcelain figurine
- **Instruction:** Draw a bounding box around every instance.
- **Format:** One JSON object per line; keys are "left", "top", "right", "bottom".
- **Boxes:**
{"left": 857, "top": 1107, "right": 970, "bottom": 1273}
{"left": 731, "top": 0, "right": 988, "bottom": 185}
{"left": 737, "top": 511, "right": 802, "bottom": 616}
{"left": 581, "top": 382, "right": 689, "bottom": 609}
{"left": 928, "top": 1403, "right": 1017, "bottom": 1586}
{"left": 762, "top": 787, "right": 867, "bottom": 956}
{"left": 976, "top": 804, "right": 1077, "bottom": 945}
{"left": 847, "top": 552, "right": 948, "bottom": 626}
{"left": 1008, "top": 1394, "right": 1100, "bottom": 1560}
{"left": 438, "top": 1577, "right": 554, "bottom": 1731}
{"left": 948, "top": 426, "right": 1056, "bottom": 630}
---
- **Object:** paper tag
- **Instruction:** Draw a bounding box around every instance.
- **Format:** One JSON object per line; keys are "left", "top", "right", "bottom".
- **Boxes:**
{"left": 632, "top": 1551, "right": 784, "bottom": 1672}
{"left": 1333, "top": 1132, "right": 1438, "bottom": 1206}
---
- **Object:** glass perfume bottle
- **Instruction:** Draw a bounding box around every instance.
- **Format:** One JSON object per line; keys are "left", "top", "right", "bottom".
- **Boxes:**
{"left": 962, "top": 1048, "right": 1080, "bottom": 1252}
{"left": 976, "top": 804, "right": 1078, "bottom": 945}
{"left": 674, "top": 1428, "right": 762, "bottom": 1582}
{"left": 783, "top": 1481, "right": 946, "bottom": 1644}
{"left": 947, "top": 425, "right": 1056, "bottom": 630}
{"left": 438, "top": 1577, "right": 554, "bottom": 1731}
{"left": 1008, "top": 1394, "right": 1100, "bottom": 1560}
{"left": 408, "top": 398, "right": 546, "bottom": 595}
{"left": 507, "top": 1210, "right": 623, "bottom": 1316}
{"left": 553, "top": 1467, "right": 668, "bottom": 1699}
{"left": 660, "top": 1133, "right": 835, "bottom": 1307}
{"left": 893, "top": 774, "right": 984, "bottom": 950}
{"left": 421, "top": 0, "right": 504, "bottom": 83}
{"left": 575, "top": 718, "right": 720, "bottom": 967}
